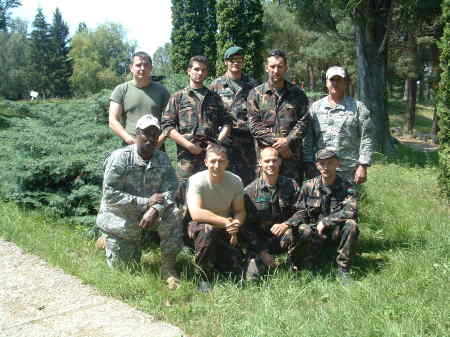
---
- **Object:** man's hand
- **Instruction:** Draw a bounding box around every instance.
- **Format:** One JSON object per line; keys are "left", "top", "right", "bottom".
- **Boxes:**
{"left": 273, "top": 137, "right": 290, "bottom": 151}
{"left": 187, "top": 142, "right": 204, "bottom": 155}
{"left": 279, "top": 147, "right": 294, "bottom": 160}
{"left": 354, "top": 165, "right": 368, "bottom": 184}
{"left": 148, "top": 193, "right": 164, "bottom": 207}
{"left": 124, "top": 135, "right": 135, "bottom": 145}
{"left": 316, "top": 221, "right": 327, "bottom": 239}
{"left": 260, "top": 250, "right": 277, "bottom": 267}
{"left": 270, "top": 223, "right": 289, "bottom": 237}
{"left": 225, "top": 218, "right": 241, "bottom": 235}
{"left": 138, "top": 208, "right": 159, "bottom": 229}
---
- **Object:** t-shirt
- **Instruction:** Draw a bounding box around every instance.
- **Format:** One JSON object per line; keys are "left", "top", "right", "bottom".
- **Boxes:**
{"left": 187, "top": 170, "right": 244, "bottom": 218}
{"left": 110, "top": 80, "right": 170, "bottom": 135}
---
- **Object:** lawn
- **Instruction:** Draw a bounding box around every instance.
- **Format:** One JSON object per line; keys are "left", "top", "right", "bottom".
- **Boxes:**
{"left": 1, "top": 143, "right": 448, "bottom": 337}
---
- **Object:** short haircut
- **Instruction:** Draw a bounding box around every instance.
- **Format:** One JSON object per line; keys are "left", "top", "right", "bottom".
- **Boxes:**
{"left": 131, "top": 51, "right": 152, "bottom": 65}
{"left": 206, "top": 143, "right": 228, "bottom": 158}
{"left": 188, "top": 55, "right": 208, "bottom": 69}
{"left": 260, "top": 146, "right": 280, "bottom": 159}
{"left": 267, "top": 49, "right": 287, "bottom": 65}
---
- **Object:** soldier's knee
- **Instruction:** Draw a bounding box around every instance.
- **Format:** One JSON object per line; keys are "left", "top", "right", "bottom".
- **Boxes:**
{"left": 345, "top": 219, "right": 359, "bottom": 234}
{"left": 298, "top": 224, "right": 314, "bottom": 239}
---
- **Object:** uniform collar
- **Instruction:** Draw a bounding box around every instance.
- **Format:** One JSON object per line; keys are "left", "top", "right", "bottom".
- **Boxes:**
{"left": 133, "top": 144, "right": 153, "bottom": 167}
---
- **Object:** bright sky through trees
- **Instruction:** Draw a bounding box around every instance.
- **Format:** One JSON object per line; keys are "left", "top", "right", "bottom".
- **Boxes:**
{"left": 11, "top": 0, "right": 172, "bottom": 56}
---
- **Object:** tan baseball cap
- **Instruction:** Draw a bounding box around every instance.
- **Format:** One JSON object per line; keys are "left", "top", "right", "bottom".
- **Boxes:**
{"left": 326, "top": 66, "right": 346, "bottom": 80}
{"left": 136, "top": 114, "right": 160, "bottom": 130}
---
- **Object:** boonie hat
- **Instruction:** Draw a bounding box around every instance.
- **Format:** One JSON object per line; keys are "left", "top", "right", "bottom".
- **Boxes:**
{"left": 224, "top": 46, "right": 244, "bottom": 60}
{"left": 316, "top": 148, "right": 338, "bottom": 161}
{"left": 326, "top": 66, "right": 346, "bottom": 80}
{"left": 136, "top": 114, "right": 160, "bottom": 130}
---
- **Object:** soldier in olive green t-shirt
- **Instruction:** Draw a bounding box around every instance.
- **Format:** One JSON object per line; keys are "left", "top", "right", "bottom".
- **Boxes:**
{"left": 109, "top": 51, "right": 170, "bottom": 147}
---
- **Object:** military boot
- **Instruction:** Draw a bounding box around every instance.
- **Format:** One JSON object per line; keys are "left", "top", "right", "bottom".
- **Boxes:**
{"left": 161, "top": 254, "right": 180, "bottom": 290}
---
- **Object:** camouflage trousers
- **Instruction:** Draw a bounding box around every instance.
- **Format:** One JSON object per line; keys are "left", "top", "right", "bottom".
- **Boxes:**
{"left": 187, "top": 221, "right": 245, "bottom": 280}
{"left": 229, "top": 133, "right": 257, "bottom": 186}
{"left": 291, "top": 220, "right": 359, "bottom": 270}
{"left": 103, "top": 206, "right": 183, "bottom": 269}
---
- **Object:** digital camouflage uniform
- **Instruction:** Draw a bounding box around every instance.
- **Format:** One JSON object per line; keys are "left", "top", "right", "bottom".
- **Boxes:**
{"left": 243, "top": 175, "right": 304, "bottom": 276}
{"left": 247, "top": 81, "right": 309, "bottom": 185}
{"left": 161, "top": 86, "right": 232, "bottom": 180}
{"left": 304, "top": 96, "right": 375, "bottom": 182}
{"left": 96, "top": 145, "right": 183, "bottom": 268}
{"left": 293, "top": 175, "right": 359, "bottom": 270}
{"left": 210, "top": 75, "right": 259, "bottom": 185}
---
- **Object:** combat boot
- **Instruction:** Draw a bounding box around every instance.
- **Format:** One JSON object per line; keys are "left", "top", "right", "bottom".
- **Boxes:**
{"left": 161, "top": 254, "right": 180, "bottom": 290}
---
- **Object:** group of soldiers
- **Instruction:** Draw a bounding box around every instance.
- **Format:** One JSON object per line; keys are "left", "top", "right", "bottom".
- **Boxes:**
{"left": 96, "top": 46, "right": 375, "bottom": 290}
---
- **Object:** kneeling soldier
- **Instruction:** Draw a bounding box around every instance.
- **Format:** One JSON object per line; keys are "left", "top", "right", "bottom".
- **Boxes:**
{"left": 96, "top": 115, "right": 183, "bottom": 289}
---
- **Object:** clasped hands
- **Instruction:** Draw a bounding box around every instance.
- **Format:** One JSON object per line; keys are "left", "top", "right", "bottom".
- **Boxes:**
{"left": 138, "top": 193, "right": 164, "bottom": 229}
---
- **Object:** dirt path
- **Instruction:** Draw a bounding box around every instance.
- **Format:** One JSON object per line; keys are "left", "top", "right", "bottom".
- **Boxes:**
{"left": 396, "top": 136, "right": 439, "bottom": 152}
{"left": 0, "top": 239, "right": 184, "bottom": 337}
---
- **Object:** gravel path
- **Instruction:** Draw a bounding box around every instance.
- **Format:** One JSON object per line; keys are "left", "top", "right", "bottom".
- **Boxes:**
{"left": 0, "top": 239, "right": 184, "bottom": 337}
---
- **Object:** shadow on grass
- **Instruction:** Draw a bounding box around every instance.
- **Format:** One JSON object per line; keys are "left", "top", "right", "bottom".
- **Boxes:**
{"left": 374, "top": 142, "right": 438, "bottom": 168}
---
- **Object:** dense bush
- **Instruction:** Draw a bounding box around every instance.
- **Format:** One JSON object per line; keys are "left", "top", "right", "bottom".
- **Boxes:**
{"left": 0, "top": 97, "right": 121, "bottom": 224}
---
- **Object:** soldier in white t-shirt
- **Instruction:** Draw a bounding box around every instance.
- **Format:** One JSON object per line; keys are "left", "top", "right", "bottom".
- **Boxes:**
{"left": 186, "top": 143, "right": 246, "bottom": 288}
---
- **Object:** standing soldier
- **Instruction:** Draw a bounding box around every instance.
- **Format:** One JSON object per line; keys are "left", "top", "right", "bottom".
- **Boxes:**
{"left": 109, "top": 51, "right": 170, "bottom": 148}
{"left": 247, "top": 50, "right": 310, "bottom": 185}
{"left": 304, "top": 66, "right": 375, "bottom": 184}
{"left": 210, "top": 46, "right": 259, "bottom": 185}
{"left": 161, "top": 55, "right": 232, "bottom": 181}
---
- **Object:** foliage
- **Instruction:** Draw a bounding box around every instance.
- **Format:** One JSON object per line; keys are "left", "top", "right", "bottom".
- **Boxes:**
{"left": 0, "top": 97, "right": 121, "bottom": 223}
{"left": 152, "top": 42, "right": 172, "bottom": 77}
{"left": 0, "top": 0, "right": 21, "bottom": 31}
{"left": 437, "top": 0, "right": 450, "bottom": 200}
{"left": 48, "top": 8, "right": 72, "bottom": 98}
{"left": 69, "top": 23, "right": 136, "bottom": 97}
{"left": 0, "top": 22, "right": 31, "bottom": 100}
{"left": 170, "top": 0, "right": 217, "bottom": 75}
{"left": 1, "top": 144, "right": 449, "bottom": 337}
{"left": 215, "top": 0, "right": 264, "bottom": 80}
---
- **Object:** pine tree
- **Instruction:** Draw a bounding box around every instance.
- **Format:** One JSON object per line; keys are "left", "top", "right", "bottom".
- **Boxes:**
{"left": 437, "top": 0, "right": 450, "bottom": 199}
{"left": 215, "top": 0, "right": 264, "bottom": 79}
{"left": 29, "top": 7, "right": 52, "bottom": 97}
{"left": 170, "top": 0, "right": 217, "bottom": 75}
{"left": 49, "top": 8, "right": 72, "bottom": 97}
{"left": 0, "top": 0, "right": 21, "bottom": 31}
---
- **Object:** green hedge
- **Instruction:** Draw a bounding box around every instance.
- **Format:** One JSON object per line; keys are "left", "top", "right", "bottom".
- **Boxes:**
{"left": 438, "top": 0, "right": 450, "bottom": 200}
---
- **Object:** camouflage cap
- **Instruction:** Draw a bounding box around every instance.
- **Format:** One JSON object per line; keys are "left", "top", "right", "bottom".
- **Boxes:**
{"left": 326, "top": 66, "right": 346, "bottom": 79}
{"left": 136, "top": 114, "right": 160, "bottom": 130}
{"left": 224, "top": 46, "right": 244, "bottom": 60}
{"left": 316, "top": 148, "right": 338, "bottom": 161}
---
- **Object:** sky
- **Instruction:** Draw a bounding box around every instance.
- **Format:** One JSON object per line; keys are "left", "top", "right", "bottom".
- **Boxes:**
{"left": 11, "top": 0, "right": 172, "bottom": 56}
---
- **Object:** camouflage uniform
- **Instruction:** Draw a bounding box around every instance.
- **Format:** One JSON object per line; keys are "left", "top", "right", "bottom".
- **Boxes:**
{"left": 161, "top": 86, "right": 232, "bottom": 180}
{"left": 243, "top": 176, "right": 305, "bottom": 276}
{"left": 210, "top": 75, "right": 259, "bottom": 185}
{"left": 304, "top": 96, "right": 375, "bottom": 182}
{"left": 96, "top": 145, "right": 182, "bottom": 268}
{"left": 247, "top": 81, "right": 309, "bottom": 185}
{"left": 292, "top": 175, "right": 359, "bottom": 270}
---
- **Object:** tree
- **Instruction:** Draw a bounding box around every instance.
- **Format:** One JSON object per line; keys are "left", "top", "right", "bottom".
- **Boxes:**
{"left": 152, "top": 43, "right": 172, "bottom": 77}
{"left": 69, "top": 23, "right": 136, "bottom": 96}
{"left": 215, "top": 0, "right": 264, "bottom": 79}
{"left": 29, "top": 7, "right": 52, "bottom": 98}
{"left": 49, "top": 8, "right": 72, "bottom": 97}
{"left": 0, "top": 0, "right": 21, "bottom": 31}
{"left": 437, "top": 0, "right": 450, "bottom": 200}
{"left": 170, "top": 0, "right": 217, "bottom": 75}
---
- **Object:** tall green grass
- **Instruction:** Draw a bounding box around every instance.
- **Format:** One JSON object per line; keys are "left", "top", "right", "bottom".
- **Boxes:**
{"left": 1, "top": 145, "right": 448, "bottom": 337}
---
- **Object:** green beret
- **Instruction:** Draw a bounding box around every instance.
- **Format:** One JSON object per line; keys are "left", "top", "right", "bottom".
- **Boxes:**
{"left": 224, "top": 46, "right": 244, "bottom": 60}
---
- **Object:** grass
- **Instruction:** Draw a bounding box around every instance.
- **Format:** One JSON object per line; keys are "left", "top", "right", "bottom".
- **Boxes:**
{"left": 1, "top": 145, "right": 449, "bottom": 337}
{"left": 388, "top": 99, "right": 435, "bottom": 135}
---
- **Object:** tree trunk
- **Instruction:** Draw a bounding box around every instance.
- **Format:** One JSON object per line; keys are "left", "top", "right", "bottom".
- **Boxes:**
{"left": 355, "top": 0, "right": 395, "bottom": 154}
{"left": 430, "top": 42, "right": 440, "bottom": 142}
{"left": 403, "top": 79, "right": 409, "bottom": 102}
{"left": 407, "top": 78, "right": 417, "bottom": 132}
{"left": 432, "top": 104, "right": 439, "bottom": 144}
{"left": 308, "top": 63, "right": 315, "bottom": 92}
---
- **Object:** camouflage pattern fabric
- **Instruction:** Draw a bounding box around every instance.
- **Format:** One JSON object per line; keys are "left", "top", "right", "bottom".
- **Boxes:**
{"left": 210, "top": 75, "right": 259, "bottom": 185}
{"left": 188, "top": 221, "right": 245, "bottom": 281}
{"left": 292, "top": 175, "right": 359, "bottom": 269}
{"left": 304, "top": 96, "right": 375, "bottom": 171}
{"left": 247, "top": 81, "right": 309, "bottom": 184}
{"left": 161, "top": 86, "right": 232, "bottom": 180}
{"left": 96, "top": 145, "right": 183, "bottom": 266}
